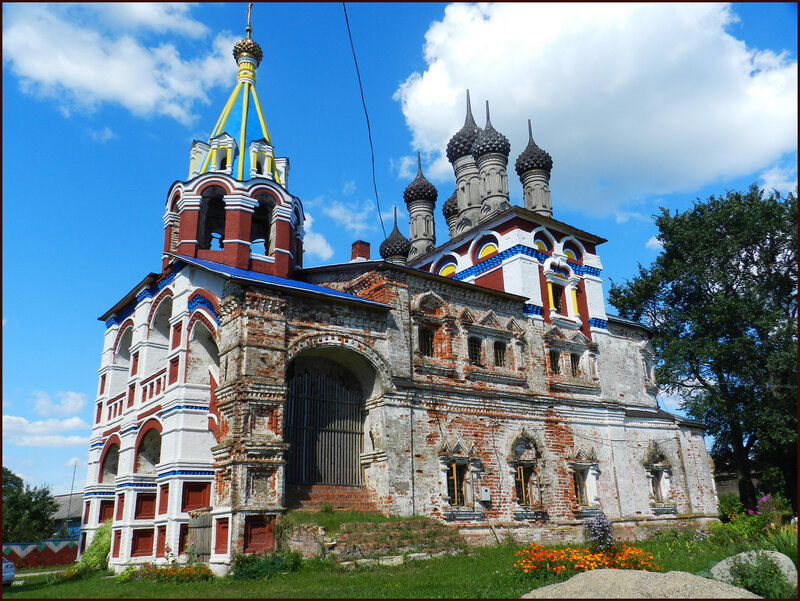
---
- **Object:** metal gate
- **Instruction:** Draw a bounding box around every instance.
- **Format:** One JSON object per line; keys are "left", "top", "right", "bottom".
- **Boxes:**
{"left": 285, "top": 358, "right": 364, "bottom": 485}
{"left": 188, "top": 512, "right": 211, "bottom": 562}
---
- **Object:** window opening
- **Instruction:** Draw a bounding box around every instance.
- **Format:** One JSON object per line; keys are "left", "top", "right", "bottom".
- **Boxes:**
{"left": 468, "top": 337, "right": 482, "bottom": 365}
{"left": 549, "top": 350, "right": 561, "bottom": 375}
{"left": 197, "top": 186, "right": 226, "bottom": 250}
{"left": 651, "top": 471, "right": 663, "bottom": 503}
{"left": 573, "top": 470, "right": 588, "bottom": 506}
{"left": 551, "top": 284, "right": 565, "bottom": 313}
{"left": 447, "top": 462, "right": 469, "bottom": 506}
{"left": 515, "top": 465, "right": 540, "bottom": 507}
{"left": 570, "top": 353, "right": 581, "bottom": 378}
{"left": 493, "top": 341, "right": 506, "bottom": 367}
{"left": 420, "top": 328, "right": 435, "bottom": 357}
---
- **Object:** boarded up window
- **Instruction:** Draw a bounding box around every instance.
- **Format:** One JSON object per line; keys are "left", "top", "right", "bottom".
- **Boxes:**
{"left": 135, "top": 493, "right": 157, "bottom": 520}
{"left": 131, "top": 352, "right": 139, "bottom": 376}
{"left": 131, "top": 528, "right": 154, "bottom": 557}
{"left": 98, "top": 500, "right": 114, "bottom": 523}
{"left": 181, "top": 482, "right": 211, "bottom": 512}
{"left": 95, "top": 403, "right": 103, "bottom": 424}
{"left": 127, "top": 384, "right": 136, "bottom": 408}
{"left": 168, "top": 357, "right": 179, "bottom": 384}
{"left": 215, "top": 518, "right": 229, "bottom": 554}
{"left": 83, "top": 501, "right": 90, "bottom": 525}
{"left": 158, "top": 484, "right": 169, "bottom": 515}
{"left": 112, "top": 530, "right": 122, "bottom": 558}
{"left": 99, "top": 374, "right": 106, "bottom": 395}
{"left": 156, "top": 525, "right": 167, "bottom": 557}
{"left": 178, "top": 523, "right": 189, "bottom": 554}
{"left": 80, "top": 532, "right": 87, "bottom": 554}
{"left": 171, "top": 323, "right": 182, "bottom": 350}
{"left": 115, "top": 493, "right": 125, "bottom": 521}
{"left": 243, "top": 514, "right": 274, "bottom": 554}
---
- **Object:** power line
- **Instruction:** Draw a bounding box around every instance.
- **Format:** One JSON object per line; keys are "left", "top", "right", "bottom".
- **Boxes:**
{"left": 342, "top": 2, "right": 386, "bottom": 239}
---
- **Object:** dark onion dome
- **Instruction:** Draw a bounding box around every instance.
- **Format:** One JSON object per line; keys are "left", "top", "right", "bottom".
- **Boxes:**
{"left": 442, "top": 191, "right": 458, "bottom": 219}
{"left": 233, "top": 23, "right": 263, "bottom": 66}
{"left": 446, "top": 90, "right": 482, "bottom": 163}
{"left": 379, "top": 214, "right": 411, "bottom": 260}
{"left": 471, "top": 101, "right": 510, "bottom": 160}
{"left": 403, "top": 154, "right": 438, "bottom": 205}
{"left": 515, "top": 119, "right": 553, "bottom": 177}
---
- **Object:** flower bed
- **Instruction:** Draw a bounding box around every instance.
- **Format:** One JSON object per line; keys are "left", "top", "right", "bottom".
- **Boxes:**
{"left": 514, "top": 543, "right": 660, "bottom": 575}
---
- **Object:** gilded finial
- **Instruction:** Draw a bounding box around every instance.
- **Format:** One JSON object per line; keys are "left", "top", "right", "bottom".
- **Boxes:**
{"left": 246, "top": 2, "right": 253, "bottom": 37}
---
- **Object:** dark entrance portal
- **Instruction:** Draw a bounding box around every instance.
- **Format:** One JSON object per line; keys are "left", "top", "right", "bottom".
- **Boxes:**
{"left": 285, "top": 357, "right": 364, "bottom": 485}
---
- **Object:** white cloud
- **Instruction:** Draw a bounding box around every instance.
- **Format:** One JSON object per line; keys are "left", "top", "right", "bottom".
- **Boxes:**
{"left": 32, "top": 391, "right": 88, "bottom": 417}
{"left": 395, "top": 4, "right": 797, "bottom": 214}
{"left": 645, "top": 236, "right": 664, "bottom": 251}
{"left": 759, "top": 163, "right": 798, "bottom": 195}
{"left": 88, "top": 126, "right": 116, "bottom": 143}
{"left": 3, "top": 414, "right": 90, "bottom": 447}
{"left": 322, "top": 199, "right": 377, "bottom": 236}
{"left": 302, "top": 213, "right": 334, "bottom": 261}
{"left": 65, "top": 457, "right": 82, "bottom": 468}
{"left": 2, "top": 4, "right": 237, "bottom": 124}
{"left": 615, "top": 211, "right": 651, "bottom": 224}
{"left": 342, "top": 180, "right": 357, "bottom": 196}
{"left": 390, "top": 155, "right": 418, "bottom": 180}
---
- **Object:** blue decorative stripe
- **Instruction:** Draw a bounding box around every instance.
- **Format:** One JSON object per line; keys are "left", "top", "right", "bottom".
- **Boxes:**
{"left": 115, "top": 482, "right": 158, "bottom": 489}
{"left": 523, "top": 303, "right": 543, "bottom": 315}
{"left": 158, "top": 470, "right": 214, "bottom": 479}
{"left": 121, "top": 425, "right": 140, "bottom": 435}
{"left": 84, "top": 491, "right": 115, "bottom": 497}
{"left": 588, "top": 318, "right": 608, "bottom": 329}
{"left": 160, "top": 404, "right": 208, "bottom": 417}
{"left": 106, "top": 265, "right": 182, "bottom": 329}
{"left": 452, "top": 244, "right": 598, "bottom": 281}
{"left": 188, "top": 294, "right": 219, "bottom": 324}
{"left": 90, "top": 442, "right": 105, "bottom": 449}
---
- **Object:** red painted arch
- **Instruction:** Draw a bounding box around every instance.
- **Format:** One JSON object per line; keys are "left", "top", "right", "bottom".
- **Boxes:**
{"left": 98, "top": 435, "right": 122, "bottom": 484}
{"left": 133, "top": 419, "right": 163, "bottom": 474}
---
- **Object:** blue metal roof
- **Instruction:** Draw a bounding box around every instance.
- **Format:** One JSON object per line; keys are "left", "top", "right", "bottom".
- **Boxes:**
{"left": 173, "top": 255, "right": 389, "bottom": 310}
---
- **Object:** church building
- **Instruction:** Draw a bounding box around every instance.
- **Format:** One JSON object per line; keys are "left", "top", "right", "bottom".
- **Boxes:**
{"left": 79, "top": 19, "right": 718, "bottom": 572}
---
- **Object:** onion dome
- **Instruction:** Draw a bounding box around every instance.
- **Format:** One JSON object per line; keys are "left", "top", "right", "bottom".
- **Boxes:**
{"left": 233, "top": 9, "right": 263, "bottom": 66}
{"left": 446, "top": 90, "right": 482, "bottom": 163}
{"left": 403, "top": 154, "right": 438, "bottom": 205}
{"left": 471, "top": 101, "right": 511, "bottom": 159}
{"left": 442, "top": 191, "right": 458, "bottom": 219}
{"left": 515, "top": 119, "right": 553, "bottom": 177}
{"left": 379, "top": 211, "right": 411, "bottom": 260}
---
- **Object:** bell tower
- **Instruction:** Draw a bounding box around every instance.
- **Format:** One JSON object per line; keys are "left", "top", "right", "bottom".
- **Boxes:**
{"left": 162, "top": 8, "right": 303, "bottom": 278}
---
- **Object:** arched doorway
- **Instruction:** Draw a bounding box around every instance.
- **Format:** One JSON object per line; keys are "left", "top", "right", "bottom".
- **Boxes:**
{"left": 285, "top": 356, "right": 366, "bottom": 486}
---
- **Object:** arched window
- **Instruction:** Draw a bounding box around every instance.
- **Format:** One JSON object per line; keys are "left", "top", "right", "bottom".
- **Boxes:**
{"left": 533, "top": 233, "right": 552, "bottom": 253}
{"left": 510, "top": 434, "right": 543, "bottom": 514}
{"left": 434, "top": 257, "right": 458, "bottom": 278}
{"left": 563, "top": 242, "right": 582, "bottom": 263}
{"left": 186, "top": 321, "right": 219, "bottom": 386}
{"left": 100, "top": 443, "right": 120, "bottom": 484}
{"left": 197, "top": 186, "right": 226, "bottom": 250}
{"left": 474, "top": 236, "right": 499, "bottom": 262}
{"left": 250, "top": 193, "right": 275, "bottom": 255}
{"left": 135, "top": 426, "right": 162, "bottom": 474}
{"left": 114, "top": 327, "right": 133, "bottom": 368}
{"left": 150, "top": 297, "right": 172, "bottom": 346}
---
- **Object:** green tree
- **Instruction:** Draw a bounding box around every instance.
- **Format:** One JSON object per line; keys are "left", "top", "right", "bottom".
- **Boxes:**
{"left": 2, "top": 466, "right": 59, "bottom": 542}
{"left": 608, "top": 185, "right": 797, "bottom": 511}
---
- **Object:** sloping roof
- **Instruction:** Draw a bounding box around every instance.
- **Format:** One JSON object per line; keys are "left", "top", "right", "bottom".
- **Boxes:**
{"left": 172, "top": 255, "right": 389, "bottom": 310}
{"left": 53, "top": 493, "right": 84, "bottom": 520}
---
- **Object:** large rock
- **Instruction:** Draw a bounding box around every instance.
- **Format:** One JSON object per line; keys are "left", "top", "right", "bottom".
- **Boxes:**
{"left": 711, "top": 550, "right": 797, "bottom": 587}
{"left": 522, "top": 569, "right": 761, "bottom": 598}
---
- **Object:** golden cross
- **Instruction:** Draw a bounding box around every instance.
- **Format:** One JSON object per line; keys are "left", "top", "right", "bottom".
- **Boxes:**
{"left": 247, "top": 3, "right": 253, "bottom": 31}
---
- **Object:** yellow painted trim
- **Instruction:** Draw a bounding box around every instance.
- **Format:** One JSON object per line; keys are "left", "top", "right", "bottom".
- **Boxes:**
{"left": 572, "top": 288, "right": 580, "bottom": 316}
{"left": 189, "top": 156, "right": 195, "bottom": 179}
{"left": 238, "top": 82, "right": 250, "bottom": 180}
{"left": 249, "top": 85, "right": 271, "bottom": 144}
{"left": 251, "top": 151, "right": 257, "bottom": 174}
{"left": 547, "top": 282, "right": 555, "bottom": 310}
{"left": 200, "top": 82, "right": 243, "bottom": 175}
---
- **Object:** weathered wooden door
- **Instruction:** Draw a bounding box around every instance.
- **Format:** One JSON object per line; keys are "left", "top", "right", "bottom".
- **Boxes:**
{"left": 285, "top": 357, "right": 364, "bottom": 485}
{"left": 188, "top": 512, "right": 212, "bottom": 562}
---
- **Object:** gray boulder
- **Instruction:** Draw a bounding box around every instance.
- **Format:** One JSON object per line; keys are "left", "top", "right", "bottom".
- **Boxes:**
{"left": 522, "top": 569, "right": 761, "bottom": 598}
{"left": 711, "top": 550, "right": 797, "bottom": 587}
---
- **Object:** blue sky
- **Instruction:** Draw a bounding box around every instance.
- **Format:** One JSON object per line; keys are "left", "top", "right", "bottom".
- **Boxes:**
{"left": 2, "top": 3, "right": 797, "bottom": 495}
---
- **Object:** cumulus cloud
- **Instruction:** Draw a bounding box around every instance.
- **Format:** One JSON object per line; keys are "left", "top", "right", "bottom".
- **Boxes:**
{"left": 759, "top": 163, "right": 798, "bottom": 195}
{"left": 303, "top": 213, "right": 334, "bottom": 262}
{"left": 645, "top": 236, "right": 664, "bottom": 251}
{"left": 2, "top": 4, "right": 237, "bottom": 124}
{"left": 32, "top": 391, "right": 87, "bottom": 417}
{"left": 322, "top": 199, "right": 378, "bottom": 236}
{"left": 616, "top": 211, "right": 651, "bottom": 224}
{"left": 394, "top": 4, "right": 797, "bottom": 214}
{"left": 342, "top": 180, "right": 357, "bottom": 196}
{"left": 3, "top": 414, "right": 90, "bottom": 447}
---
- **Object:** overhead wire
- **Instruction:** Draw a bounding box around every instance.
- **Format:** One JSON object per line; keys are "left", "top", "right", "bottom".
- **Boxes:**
{"left": 342, "top": 2, "right": 387, "bottom": 238}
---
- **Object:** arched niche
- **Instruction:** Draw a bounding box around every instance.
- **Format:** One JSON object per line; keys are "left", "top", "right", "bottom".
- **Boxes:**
{"left": 99, "top": 441, "right": 120, "bottom": 484}
{"left": 186, "top": 319, "right": 219, "bottom": 386}
{"left": 135, "top": 424, "right": 162, "bottom": 474}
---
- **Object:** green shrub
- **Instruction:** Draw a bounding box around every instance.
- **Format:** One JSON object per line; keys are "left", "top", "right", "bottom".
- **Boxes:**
{"left": 762, "top": 524, "right": 798, "bottom": 567}
{"left": 718, "top": 494, "right": 744, "bottom": 520}
{"left": 728, "top": 551, "right": 798, "bottom": 598}
{"left": 709, "top": 511, "right": 771, "bottom": 544}
{"left": 230, "top": 551, "right": 303, "bottom": 580}
{"left": 115, "top": 562, "right": 215, "bottom": 583}
{"left": 60, "top": 519, "right": 112, "bottom": 581}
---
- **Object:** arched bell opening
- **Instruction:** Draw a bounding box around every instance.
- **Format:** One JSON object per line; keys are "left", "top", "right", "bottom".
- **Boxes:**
{"left": 197, "top": 186, "right": 226, "bottom": 250}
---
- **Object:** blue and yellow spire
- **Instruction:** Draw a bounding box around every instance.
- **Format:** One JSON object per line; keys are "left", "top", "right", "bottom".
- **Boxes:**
{"left": 189, "top": 3, "right": 283, "bottom": 184}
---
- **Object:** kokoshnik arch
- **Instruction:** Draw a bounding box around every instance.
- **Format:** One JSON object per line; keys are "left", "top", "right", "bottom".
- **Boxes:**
{"left": 79, "top": 13, "right": 718, "bottom": 573}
